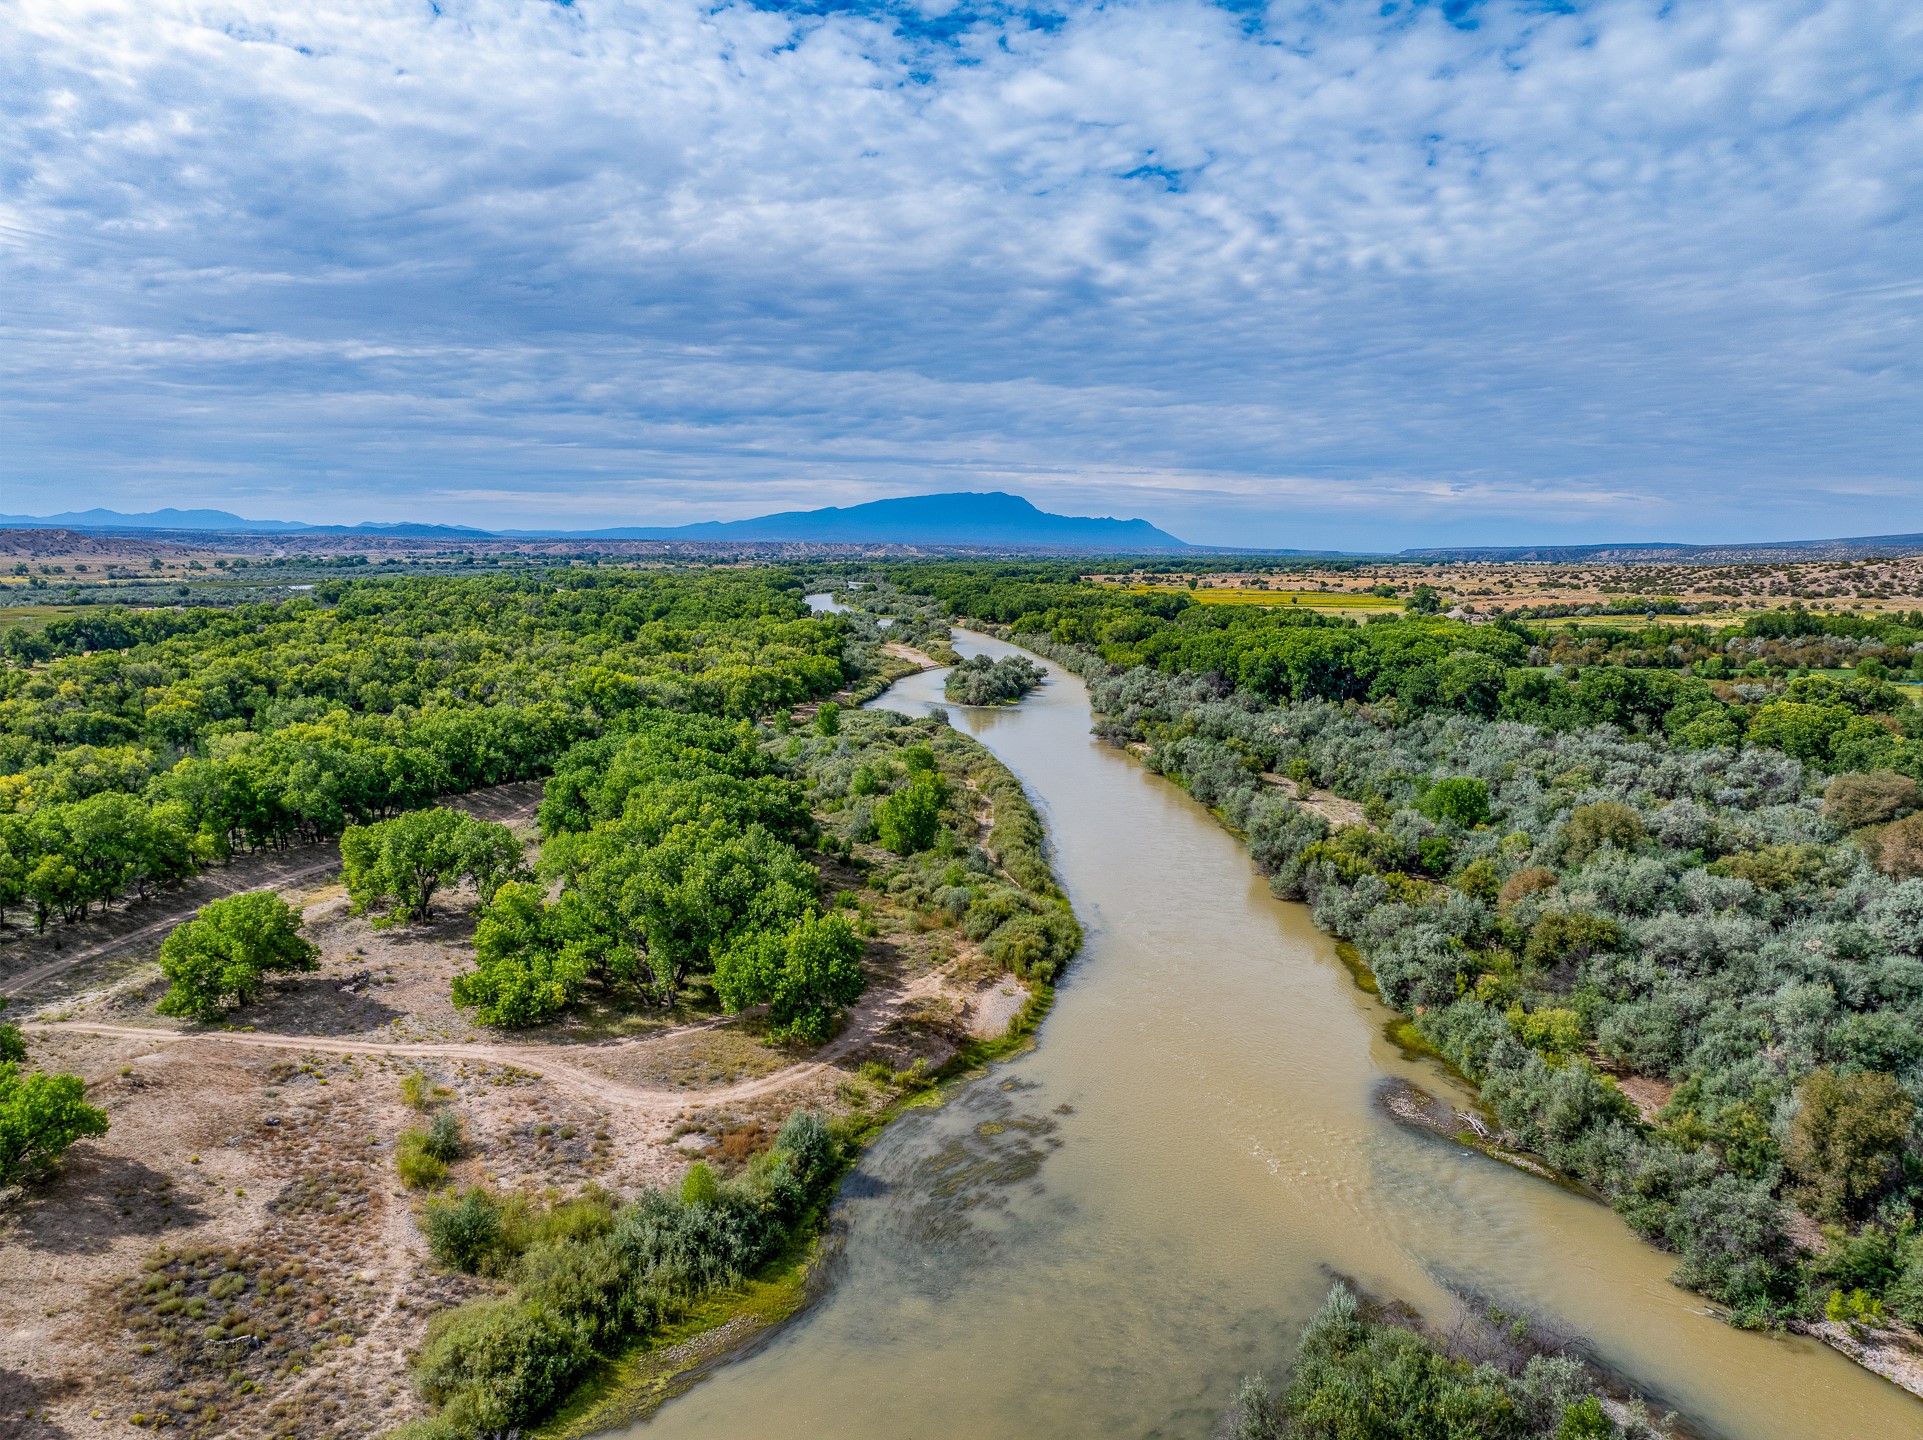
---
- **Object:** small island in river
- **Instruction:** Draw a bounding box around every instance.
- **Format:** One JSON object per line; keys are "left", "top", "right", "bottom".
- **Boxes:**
{"left": 944, "top": 653, "right": 1046, "bottom": 707}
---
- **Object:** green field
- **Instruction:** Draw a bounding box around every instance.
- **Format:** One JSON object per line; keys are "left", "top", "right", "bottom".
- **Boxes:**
{"left": 0, "top": 603, "right": 89, "bottom": 632}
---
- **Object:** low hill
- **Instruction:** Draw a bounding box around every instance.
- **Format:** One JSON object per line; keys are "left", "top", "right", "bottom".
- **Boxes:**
{"left": 0, "top": 508, "right": 491, "bottom": 539}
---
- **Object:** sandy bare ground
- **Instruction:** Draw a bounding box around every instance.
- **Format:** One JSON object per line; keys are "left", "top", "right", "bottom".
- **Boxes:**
{"left": 1804, "top": 1317, "right": 1923, "bottom": 1401}
{"left": 0, "top": 840, "right": 1024, "bottom": 1440}
{"left": 1258, "top": 774, "right": 1369, "bottom": 829}
{"left": 880, "top": 641, "right": 940, "bottom": 669}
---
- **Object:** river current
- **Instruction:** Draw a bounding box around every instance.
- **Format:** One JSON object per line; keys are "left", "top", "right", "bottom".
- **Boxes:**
{"left": 631, "top": 622, "right": 1923, "bottom": 1440}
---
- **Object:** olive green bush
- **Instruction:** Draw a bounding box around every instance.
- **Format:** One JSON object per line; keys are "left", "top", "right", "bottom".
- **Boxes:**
{"left": 399, "top": 1112, "right": 847, "bottom": 1438}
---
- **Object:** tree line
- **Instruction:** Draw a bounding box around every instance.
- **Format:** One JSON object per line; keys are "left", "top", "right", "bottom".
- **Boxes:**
{"left": 882, "top": 563, "right": 1923, "bottom": 781}
{"left": 0, "top": 571, "right": 852, "bottom": 930}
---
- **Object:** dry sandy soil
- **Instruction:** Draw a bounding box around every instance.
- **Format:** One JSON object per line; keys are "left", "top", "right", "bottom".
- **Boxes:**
{"left": 0, "top": 790, "right": 1023, "bottom": 1440}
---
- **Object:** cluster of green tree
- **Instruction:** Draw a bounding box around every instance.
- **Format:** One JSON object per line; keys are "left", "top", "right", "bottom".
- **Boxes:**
{"left": 1526, "top": 609, "right": 1923, "bottom": 685}
{"left": 0, "top": 998, "right": 109, "bottom": 1185}
{"left": 1091, "top": 660, "right": 1923, "bottom": 1325}
{"left": 0, "top": 571, "right": 851, "bottom": 930}
{"left": 155, "top": 891, "right": 319, "bottom": 1019}
{"left": 424, "top": 710, "right": 861, "bottom": 1041}
{"left": 944, "top": 653, "right": 1047, "bottom": 707}
{"left": 787, "top": 707, "right": 1081, "bottom": 984}
{"left": 395, "top": 1111, "right": 846, "bottom": 1439}
{"left": 1221, "top": 1284, "right": 1659, "bottom": 1440}
{"left": 341, "top": 808, "right": 526, "bottom": 924}
{"left": 884, "top": 565, "right": 1923, "bottom": 779}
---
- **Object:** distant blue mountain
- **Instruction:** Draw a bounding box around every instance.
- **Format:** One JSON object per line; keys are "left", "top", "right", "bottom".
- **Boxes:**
{"left": 0, "top": 506, "right": 307, "bottom": 532}
{"left": 0, "top": 491, "right": 1193, "bottom": 550}
{"left": 0, "top": 507, "right": 492, "bottom": 538}
{"left": 549, "top": 491, "right": 1193, "bottom": 549}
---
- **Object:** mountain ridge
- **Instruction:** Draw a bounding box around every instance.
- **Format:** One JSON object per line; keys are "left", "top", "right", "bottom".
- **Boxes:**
{"left": 0, "top": 492, "right": 1193, "bottom": 550}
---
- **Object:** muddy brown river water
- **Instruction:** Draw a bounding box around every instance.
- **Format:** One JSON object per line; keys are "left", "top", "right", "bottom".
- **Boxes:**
{"left": 631, "top": 623, "right": 1923, "bottom": 1440}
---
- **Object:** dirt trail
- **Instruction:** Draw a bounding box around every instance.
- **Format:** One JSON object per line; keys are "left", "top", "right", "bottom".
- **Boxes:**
{"left": 0, "top": 855, "right": 345, "bottom": 999}
{"left": 26, "top": 962, "right": 949, "bottom": 1115}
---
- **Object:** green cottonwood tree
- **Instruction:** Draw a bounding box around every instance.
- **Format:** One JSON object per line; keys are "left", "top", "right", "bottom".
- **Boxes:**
{"left": 451, "top": 881, "right": 586, "bottom": 1028}
{"left": 876, "top": 773, "right": 947, "bottom": 855}
{"left": 341, "top": 808, "right": 522, "bottom": 924}
{"left": 0, "top": 1064, "right": 110, "bottom": 1184}
{"left": 156, "top": 891, "right": 319, "bottom": 1020}
{"left": 714, "top": 910, "right": 866, "bottom": 1044}
{"left": 1419, "top": 776, "right": 1490, "bottom": 828}
{"left": 539, "top": 819, "right": 817, "bottom": 1006}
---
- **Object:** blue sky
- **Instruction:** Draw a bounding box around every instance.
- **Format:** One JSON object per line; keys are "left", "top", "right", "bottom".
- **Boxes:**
{"left": 2, "top": 0, "right": 1919, "bottom": 549}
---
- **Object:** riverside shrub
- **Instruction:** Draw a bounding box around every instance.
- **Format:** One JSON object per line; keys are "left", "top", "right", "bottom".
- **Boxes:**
{"left": 1224, "top": 1283, "right": 1648, "bottom": 1440}
{"left": 1077, "top": 661, "right": 1923, "bottom": 1323}
{"left": 944, "top": 653, "right": 1045, "bottom": 707}
{"left": 399, "top": 1111, "right": 849, "bottom": 1438}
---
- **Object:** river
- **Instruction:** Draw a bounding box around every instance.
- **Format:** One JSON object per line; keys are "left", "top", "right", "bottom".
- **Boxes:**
{"left": 633, "top": 621, "right": 1922, "bottom": 1440}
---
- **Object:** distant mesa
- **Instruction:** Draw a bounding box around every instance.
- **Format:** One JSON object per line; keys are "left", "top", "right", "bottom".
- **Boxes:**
{"left": 9, "top": 499, "right": 1921, "bottom": 560}
{"left": 0, "top": 492, "right": 1194, "bottom": 552}
{"left": 547, "top": 491, "right": 1192, "bottom": 549}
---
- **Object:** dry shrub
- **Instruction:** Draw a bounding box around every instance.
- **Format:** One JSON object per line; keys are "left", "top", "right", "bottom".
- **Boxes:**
{"left": 1868, "top": 812, "right": 1923, "bottom": 881}
{"left": 718, "top": 1122, "right": 771, "bottom": 1165}
{"left": 1824, "top": 769, "right": 1921, "bottom": 831}
{"left": 116, "top": 1245, "right": 362, "bottom": 1426}
{"left": 1497, "top": 866, "right": 1556, "bottom": 912}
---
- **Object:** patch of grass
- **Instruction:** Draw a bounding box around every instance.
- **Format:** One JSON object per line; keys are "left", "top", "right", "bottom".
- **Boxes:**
{"left": 395, "top": 1131, "right": 449, "bottom": 1189}
{"left": 600, "top": 1027, "right": 791, "bottom": 1088}
{"left": 1385, "top": 1016, "right": 1445, "bottom": 1064}
{"left": 115, "top": 1245, "right": 361, "bottom": 1423}
{"left": 267, "top": 1167, "right": 372, "bottom": 1225}
{"left": 1122, "top": 585, "right": 1400, "bottom": 612}
{"left": 0, "top": 602, "right": 88, "bottom": 633}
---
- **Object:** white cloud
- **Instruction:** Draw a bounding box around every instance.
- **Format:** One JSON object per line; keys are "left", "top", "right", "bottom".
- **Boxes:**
{"left": 0, "top": 0, "right": 1918, "bottom": 546}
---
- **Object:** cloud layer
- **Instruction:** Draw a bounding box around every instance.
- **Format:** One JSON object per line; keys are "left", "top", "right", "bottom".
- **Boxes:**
{"left": 3, "top": 0, "right": 1919, "bottom": 546}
